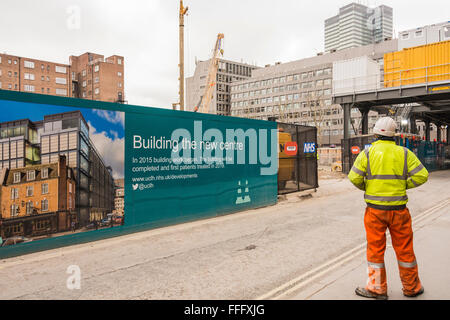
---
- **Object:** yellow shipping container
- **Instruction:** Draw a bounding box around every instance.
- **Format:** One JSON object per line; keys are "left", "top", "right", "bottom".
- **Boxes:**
{"left": 384, "top": 40, "right": 450, "bottom": 87}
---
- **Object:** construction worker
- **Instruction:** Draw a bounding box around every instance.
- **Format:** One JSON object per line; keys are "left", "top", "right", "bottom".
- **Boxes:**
{"left": 348, "top": 117, "right": 428, "bottom": 300}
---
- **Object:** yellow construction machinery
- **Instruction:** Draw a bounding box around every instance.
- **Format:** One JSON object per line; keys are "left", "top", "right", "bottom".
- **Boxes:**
{"left": 194, "top": 33, "right": 224, "bottom": 113}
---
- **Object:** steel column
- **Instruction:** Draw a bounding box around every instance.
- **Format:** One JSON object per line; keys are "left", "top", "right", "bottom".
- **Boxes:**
{"left": 359, "top": 107, "right": 369, "bottom": 135}
{"left": 425, "top": 121, "right": 431, "bottom": 141}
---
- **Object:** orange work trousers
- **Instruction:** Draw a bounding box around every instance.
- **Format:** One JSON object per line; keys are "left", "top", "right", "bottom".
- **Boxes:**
{"left": 364, "top": 206, "right": 422, "bottom": 296}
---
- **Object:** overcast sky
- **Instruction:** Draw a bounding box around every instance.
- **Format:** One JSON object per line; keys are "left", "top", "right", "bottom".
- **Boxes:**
{"left": 1, "top": 0, "right": 449, "bottom": 109}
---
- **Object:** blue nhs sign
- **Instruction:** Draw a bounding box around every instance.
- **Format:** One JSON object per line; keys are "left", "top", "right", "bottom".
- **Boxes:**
{"left": 304, "top": 142, "right": 316, "bottom": 153}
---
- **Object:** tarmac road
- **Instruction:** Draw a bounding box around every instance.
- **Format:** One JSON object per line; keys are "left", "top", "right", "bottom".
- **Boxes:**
{"left": 0, "top": 170, "right": 449, "bottom": 300}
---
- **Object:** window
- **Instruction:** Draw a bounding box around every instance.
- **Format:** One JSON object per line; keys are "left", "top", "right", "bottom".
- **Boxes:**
{"left": 118, "top": 58, "right": 122, "bottom": 65}
{"left": 56, "top": 88, "right": 67, "bottom": 95}
{"left": 10, "top": 204, "right": 19, "bottom": 217}
{"left": 26, "top": 186, "right": 34, "bottom": 197}
{"left": 41, "top": 168, "right": 48, "bottom": 179}
{"left": 415, "top": 30, "right": 423, "bottom": 37}
{"left": 42, "top": 183, "right": 49, "bottom": 194}
{"left": 82, "top": 70, "right": 86, "bottom": 77}
{"left": 117, "top": 72, "right": 122, "bottom": 77}
{"left": 55, "top": 66, "right": 67, "bottom": 73}
{"left": 41, "top": 199, "right": 49, "bottom": 212}
{"left": 10, "top": 188, "right": 19, "bottom": 200}
{"left": 26, "top": 201, "right": 33, "bottom": 215}
{"left": 69, "top": 183, "right": 73, "bottom": 193}
{"left": 23, "top": 84, "right": 34, "bottom": 92}
{"left": 24, "top": 73, "right": 35, "bottom": 80}
{"left": 24, "top": 61, "right": 35, "bottom": 68}
{"left": 94, "top": 88, "right": 100, "bottom": 95}
{"left": 402, "top": 32, "right": 410, "bottom": 39}
{"left": 27, "top": 170, "right": 36, "bottom": 181}
{"left": 55, "top": 77, "right": 67, "bottom": 85}
{"left": 82, "top": 80, "right": 87, "bottom": 87}
{"left": 94, "top": 65, "right": 100, "bottom": 72}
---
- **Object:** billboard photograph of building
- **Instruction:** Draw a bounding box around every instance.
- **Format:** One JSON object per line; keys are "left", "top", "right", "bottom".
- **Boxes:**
{"left": 0, "top": 101, "right": 124, "bottom": 246}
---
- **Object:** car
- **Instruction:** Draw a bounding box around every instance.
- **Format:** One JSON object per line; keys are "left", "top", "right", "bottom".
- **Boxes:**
{"left": 100, "top": 217, "right": 112, "bottom": 227}
{"left": 113, "top": 216, "right": 123, "bottom": 225}
{"left": 1, "top": 236, "right": 33, "bottom": 247}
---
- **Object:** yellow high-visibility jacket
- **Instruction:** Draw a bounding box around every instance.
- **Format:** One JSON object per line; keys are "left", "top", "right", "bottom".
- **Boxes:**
{"left": 348, "top": 140, "right": 429, "bottom": 209}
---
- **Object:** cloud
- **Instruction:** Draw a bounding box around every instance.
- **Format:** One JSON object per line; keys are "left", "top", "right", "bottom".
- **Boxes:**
{"left": 92, "top": 110, "right": 125, "bottom": 127}
{"left": 88, "top": 121, "right": 124, "bottom": 179}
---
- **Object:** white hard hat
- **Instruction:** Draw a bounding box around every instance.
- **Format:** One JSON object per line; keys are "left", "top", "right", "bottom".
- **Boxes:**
{"left": 373, "top": 117, "right": 397, "bottom": 137}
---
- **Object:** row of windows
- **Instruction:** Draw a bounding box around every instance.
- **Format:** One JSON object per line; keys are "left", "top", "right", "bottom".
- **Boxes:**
{"left": 0, "top": 70, "right": 67, "bottom": 84}
{"left": 231, "top": 105, "right": 341, "bottom": 116}
{"left": 12, "top": 168, "right": 48, "bottom": 184}
{"left": 10, "top": 183, "right": 50, "bottom": 199}
{"left": 0, "top": 82, "right": 68, "bottom": 95}
{"left": 41, "top": 132, "right": 78, "bottom": 154}
{"left": 231, "top": 68, "right": 332, "bottom": 92}
{"left": 231, "top": 82, "right": 332, "bottom": 99}
{"left": 0, "top": 140, "right": 25, "bottom": 160}
{"left": 10, "top": 199, "right": 49, "bottom": 217}
{"left": 232, "top": 94, "right": 333, "bottom": 108}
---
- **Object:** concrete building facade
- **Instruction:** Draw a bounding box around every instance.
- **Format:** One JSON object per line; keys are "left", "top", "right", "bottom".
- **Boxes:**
{"left": 186, "top": 58, "right": 258, "bottom": 115}
{"left": 230, "top": 40, "right": 398, "bottom": 145}
{"left": 325, "top": 3, "right": 393, "bottom": 52}
{"left": 0, "top": 52, "right": 125, "bottom": 103}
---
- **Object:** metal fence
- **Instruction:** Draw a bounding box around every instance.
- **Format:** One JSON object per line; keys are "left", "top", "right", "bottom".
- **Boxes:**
{"left": 277, "top": 122, "right": 318, "bottom": 194}
{"left": 342, "top": 135, "right": 450, "bottom": 173}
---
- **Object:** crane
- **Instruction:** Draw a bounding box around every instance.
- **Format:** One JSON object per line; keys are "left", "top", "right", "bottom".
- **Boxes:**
{"left": 178, "top": 0, "right": 188, "bottom": 111}
{"left": 194, "top": 33, "right": 224, "bottom": 113}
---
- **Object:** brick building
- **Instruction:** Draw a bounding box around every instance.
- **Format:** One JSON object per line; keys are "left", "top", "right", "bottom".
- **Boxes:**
{"left": 0, "top": 156, "right": 76, "bottom": 238}
{"left": 0, "top": 52, "right": 125, "bottom": 103}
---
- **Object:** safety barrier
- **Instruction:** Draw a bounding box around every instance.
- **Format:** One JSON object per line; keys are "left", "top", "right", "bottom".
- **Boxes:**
{"left": 277, "top": 122, "right": 318, "bottom": 194}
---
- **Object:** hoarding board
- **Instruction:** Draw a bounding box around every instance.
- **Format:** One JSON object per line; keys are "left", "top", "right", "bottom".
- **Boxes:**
{"left": 0, "top": 90, "right": 277, "bottom": 258}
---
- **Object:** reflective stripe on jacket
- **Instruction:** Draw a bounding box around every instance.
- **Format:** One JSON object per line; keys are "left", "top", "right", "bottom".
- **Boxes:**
{"left": 348, "top": 140, "right": 429, "bottom": 208}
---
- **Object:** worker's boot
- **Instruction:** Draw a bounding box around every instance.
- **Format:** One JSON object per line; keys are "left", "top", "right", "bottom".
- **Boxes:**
{"left": 355, "top": 287, "right": 388, "bottom": 300}
{"left": 403, "top": 286, "right": 424, "bottom": 298}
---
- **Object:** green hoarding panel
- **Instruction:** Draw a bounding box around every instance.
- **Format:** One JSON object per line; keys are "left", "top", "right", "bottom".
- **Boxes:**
{"left": 0, "top": 90, "right": 277, "bottom": 258}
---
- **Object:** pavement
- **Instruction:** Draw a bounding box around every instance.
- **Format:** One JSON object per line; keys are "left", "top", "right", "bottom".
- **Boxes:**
{"left": 285, "top": 197, "right": 450, "bottom": 300}
{"left": 0, "top": 170, "right": 449, "bottom": 300}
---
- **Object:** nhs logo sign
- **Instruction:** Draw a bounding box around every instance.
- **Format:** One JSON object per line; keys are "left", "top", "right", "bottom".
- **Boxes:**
{"left": 304, "top": 142, "right": 316, "bottom": 153}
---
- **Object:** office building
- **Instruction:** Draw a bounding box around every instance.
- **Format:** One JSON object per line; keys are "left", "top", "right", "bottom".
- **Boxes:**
{"left": 186, "top": 58, "right": 258, "bottom": 115}
{"left": 0, "top": 52, "right": 125, "bottom": 103}
{"left": 325, "top": 3, "right": 393, "bottom": 52}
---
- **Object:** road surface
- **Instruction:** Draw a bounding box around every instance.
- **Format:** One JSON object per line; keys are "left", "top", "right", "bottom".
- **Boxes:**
{"left": 1, "top": 170, "right": 449, "bottom": 300}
